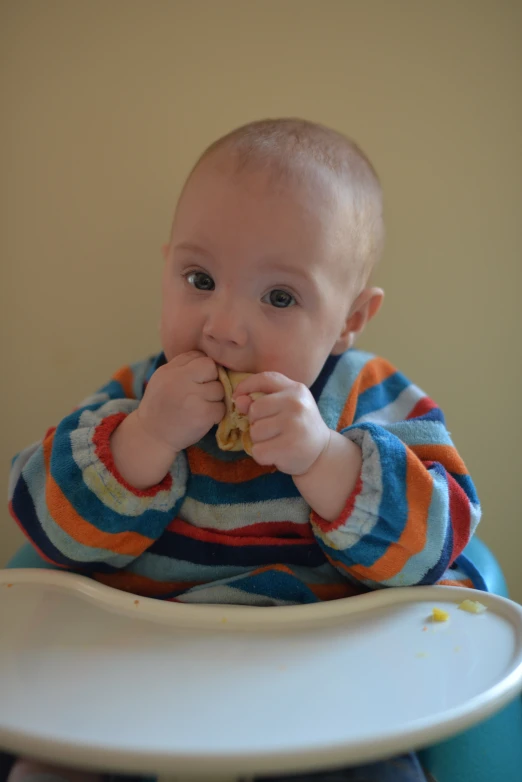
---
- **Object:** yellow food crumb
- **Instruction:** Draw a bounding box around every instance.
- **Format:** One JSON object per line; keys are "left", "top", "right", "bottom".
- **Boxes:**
{"left": 458, "top": 599, "right": 487, "bottom": 614}
{"left": 415, "top": 652, "right": 428, "bottom": 658}
{"left": 221, "top": 617, "right": 228, "bottom": 624}
{"left": 432, "top": 607, "right": 450, "bottom": 622}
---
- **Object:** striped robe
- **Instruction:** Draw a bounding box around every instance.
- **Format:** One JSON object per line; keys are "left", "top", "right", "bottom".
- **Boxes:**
{"left": 8, "top": 350, "right": 483, "bottom": 605}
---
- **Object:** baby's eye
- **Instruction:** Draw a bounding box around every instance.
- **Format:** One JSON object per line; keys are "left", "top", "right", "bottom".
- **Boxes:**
{"left": 186, "top": 271, "right": 215, "bottom": 291}
{"left": 263, "top": 289, "right": 296, "bottom": 308}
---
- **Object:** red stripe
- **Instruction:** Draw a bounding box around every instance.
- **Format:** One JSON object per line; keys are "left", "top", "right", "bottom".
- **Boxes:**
{"left": 167, "top": 518, "right": 314, "bottom": 547}
{"left": 406, "top": 396, "right": 438, "bottom": 420}
{"left": 93, "top": 413, "right": 173, "bottom": 497}
{"left": 312, "top": 475, "right": 363, "bottom": 532}
{"left": 194, "top": 520, "right": 314, "bottom": 539}
{"left": 447, "top": 472, "right": 471, "bottom": 560}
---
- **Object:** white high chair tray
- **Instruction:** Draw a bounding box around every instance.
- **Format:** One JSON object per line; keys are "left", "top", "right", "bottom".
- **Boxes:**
{"left": 1, "top": 569, "right": 522, "bottom": 779}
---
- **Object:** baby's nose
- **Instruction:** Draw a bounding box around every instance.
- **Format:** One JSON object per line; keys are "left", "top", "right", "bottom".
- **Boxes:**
{"left": 202, "top": 301, "right": 248, "bottom": 347}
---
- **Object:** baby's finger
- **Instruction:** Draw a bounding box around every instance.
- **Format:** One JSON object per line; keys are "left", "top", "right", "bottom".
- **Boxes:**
{"left": 203, "top": 380, "right": 225, "bottom": 402}
{"left": 249, "top": 416, "right": 282, "bottom": 444}
{"left": 233, "top": 371, "right": 292, "bottom": 399}
{"left": 212, "top": 401, "right": 227, "bottom": 425}
{"left": 247, "top": 392, "right": 286, "bottom": 424}
{"left": 189, "top": 356, "right": 219, "bottom": 383}
{"left": 171, "top": 350, "right": 208, "bottom": 367}
{"left": 233, "top": 394, "right": 253, "bottom": 416}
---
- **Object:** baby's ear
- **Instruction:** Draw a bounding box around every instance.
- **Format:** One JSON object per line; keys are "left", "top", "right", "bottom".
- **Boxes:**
{"left": 331, "top": 287, "right": 384, "bottom": 354}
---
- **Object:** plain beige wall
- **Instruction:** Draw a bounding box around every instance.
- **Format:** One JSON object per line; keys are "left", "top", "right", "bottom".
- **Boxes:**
{"left": 2, "top": 1, "right": 521, "bottom": 600}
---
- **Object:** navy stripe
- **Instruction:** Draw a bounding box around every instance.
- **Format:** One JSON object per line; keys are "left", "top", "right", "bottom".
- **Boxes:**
{"left": 310, "top": 353, "right": 342, "bottom": 402}
{"left": 150, "top": 530, "right": 327, "bottom": 568}
{"left": 11, "top": 476, "right": 117, "bottom": 574}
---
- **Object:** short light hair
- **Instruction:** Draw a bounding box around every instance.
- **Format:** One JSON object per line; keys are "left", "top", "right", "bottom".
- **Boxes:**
{"left": 185, "top": 118, "right": 385, "bottom": 283}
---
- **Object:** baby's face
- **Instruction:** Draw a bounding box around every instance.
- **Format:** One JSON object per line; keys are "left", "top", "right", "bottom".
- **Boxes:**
{"left": 161, "top": 155, "right": 359, "bottom": 387}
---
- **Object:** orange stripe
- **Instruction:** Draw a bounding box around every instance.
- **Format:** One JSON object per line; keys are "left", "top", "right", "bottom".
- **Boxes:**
{"left": 438, "top": 578, "right": 474, "bottom": 589}
{"left": 410, "top": 444, "right": 467, "bottom": 474}
{"left": 94, "top": 571, "right": 203, "bottom": 596}
{"left": 334, "top": 447, "right": 432, "bottom": 583}
{"left": 337, "top": 356, "right": 396, "bottom": 430}
{"left": 337, "top": 383, "right": 359, "bottom": 431}
{"left": 357, "top": 356, "right": 397, "bottom": 396}
{"left": 113, "top": 365, "right": 135, "bottom": 399}
{"left": 187, "top": 446, "right": 277, "bottom": 483}
{"left": 43, "top": 432, "right": 153, "bottom": 557}
{"left": 308, "top": 581, "right": 361, "bottom": 601}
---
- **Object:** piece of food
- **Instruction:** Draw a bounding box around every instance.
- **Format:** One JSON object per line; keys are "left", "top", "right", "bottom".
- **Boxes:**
{"left": 216, "top": 367, "right": 263, "bottom": 455}
{"left": 458, "top": 599, "right": 488, "bottom": 614}
{"left": 431, "top": 607, "right": 450, "bottom": 622}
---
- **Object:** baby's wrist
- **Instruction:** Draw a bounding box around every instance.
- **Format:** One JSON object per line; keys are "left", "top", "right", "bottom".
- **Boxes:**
{"left": 293, "top": 431, "right": 362, "bottom": 522}
{"left": 111, "top": 410, "right": 178, "bottom": 489}
{"left": 133, "top": 409, "right": 179, "bottom": 461}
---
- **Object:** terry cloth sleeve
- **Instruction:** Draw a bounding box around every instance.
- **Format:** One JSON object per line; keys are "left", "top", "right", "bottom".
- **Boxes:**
{"left": 310, "top": 355, "right": 481, "bottom": 589}
{"left": 8, "top": 357, "right": 188, "bottom": 572}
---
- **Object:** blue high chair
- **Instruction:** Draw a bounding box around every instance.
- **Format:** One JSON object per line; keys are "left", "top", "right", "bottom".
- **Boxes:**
{"left": 2, "top": 538, "right": 522, "bottom": 782}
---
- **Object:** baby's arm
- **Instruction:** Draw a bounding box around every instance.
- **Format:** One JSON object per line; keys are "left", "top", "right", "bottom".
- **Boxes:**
{"left": 8, "top": 357, "right": 188, "bottom": 571}
{"left": 309, "top": 358, "right": 481, "bottom": 589}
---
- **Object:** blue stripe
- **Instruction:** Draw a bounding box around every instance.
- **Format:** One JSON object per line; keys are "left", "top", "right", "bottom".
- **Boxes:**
{"left": 385, "top": 420, "right": 452, "bottom": 447}
{"left": 11, "top": 475, "right": 117, "bottom": 574}
{"left": 186, "top": 471, "right": 300, "bottom": 504}
{"left": 233, "top": 568, "right": 320, "bottom": 604}
{"left": 410, "top": 407, "right": 446, "bottom": 424}
{"left": 354, "top": 371, "right": 411, "bottom": 421}
{"left": 452, "top": 554, "right": 488, "bottom": 592}
{"left": 50, "top": 414, "right": 181, "bottom": 537}
{"left": 337, "top": 423, "right": 409, "bottom": 568}
{"left": 95, "top": 378, "right": 128, "bottom": 400}
{"left": 450, "top": 472, "right": 479, "bottom": 505}
{"left": 149, "top": 529, "right": 327, "bottom": 568}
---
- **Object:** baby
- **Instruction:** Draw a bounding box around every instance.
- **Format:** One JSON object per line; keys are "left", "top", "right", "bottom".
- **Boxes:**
{"left": 7, "top": 119, "right": 482, "bottom": 782}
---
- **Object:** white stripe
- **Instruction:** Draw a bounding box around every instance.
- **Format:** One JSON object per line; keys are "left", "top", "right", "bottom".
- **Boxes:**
{"left": 356, "top": 383, "right": 424, "bottom": 425}
{"left": 176, "top": 583, "right": 294, "bottom": 606}
{"left": 179, "top": 495, "right": 310, "bottom": 530}
{"left": 312, "top": 427, "right": 383, "bottom": 551}
{"left": 317, "top": 350, "right": 373, "bottom": 430}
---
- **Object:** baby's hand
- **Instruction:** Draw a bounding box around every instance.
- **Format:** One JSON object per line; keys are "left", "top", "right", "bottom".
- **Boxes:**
{"left": 137, "top": 351, "right": 225, "bottom": 454}
{"left": 234, "top": 373, "right": 331, "bottom": 476}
